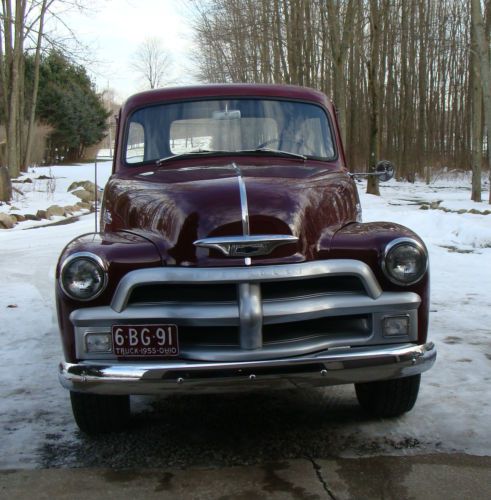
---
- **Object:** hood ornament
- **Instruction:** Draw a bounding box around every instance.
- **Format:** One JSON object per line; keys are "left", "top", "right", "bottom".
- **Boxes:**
{"left": 194, "top": 235, "right": 298, "bottom": 258}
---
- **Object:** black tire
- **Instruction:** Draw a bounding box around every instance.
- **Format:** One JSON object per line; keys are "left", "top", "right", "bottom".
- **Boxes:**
{"left": 70, "top": 391, "right": 130, "bottom": 434}
{"left": 355, "top": 374, "right": 421, "bottom": 418}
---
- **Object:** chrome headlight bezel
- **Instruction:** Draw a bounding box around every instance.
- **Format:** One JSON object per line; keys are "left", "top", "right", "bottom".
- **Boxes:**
{"left": 382, "top": 238, "right": 428, "bottom": 286}
{"left": 59, "top": 252, "right": 108, "bottom": 301}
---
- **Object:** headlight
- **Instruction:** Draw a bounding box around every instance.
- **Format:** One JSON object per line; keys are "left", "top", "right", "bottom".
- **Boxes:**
{"left": 60, "top": 253, "right": 107, "bottom": 300}
{"left": 382, "top": 238, "right": 428, "bottom": 286}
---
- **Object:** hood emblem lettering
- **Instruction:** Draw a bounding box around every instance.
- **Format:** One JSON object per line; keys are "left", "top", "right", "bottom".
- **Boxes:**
{"left": 194, "top": 235, "right": 298, "bottom": 258}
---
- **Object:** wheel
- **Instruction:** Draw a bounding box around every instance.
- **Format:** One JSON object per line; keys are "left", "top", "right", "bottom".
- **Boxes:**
{"left": 355, "top": 374, "right": 421, "bottom": 417}
{"left": 70, "top": 391, "right": 130, "bottom": 434}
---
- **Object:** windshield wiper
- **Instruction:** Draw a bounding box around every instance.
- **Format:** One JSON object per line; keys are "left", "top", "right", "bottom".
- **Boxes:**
{"left": 156, "top": 149, "right": 231, "bottom": 166}
{"left": 156, "top": 147, "right": 307, "bottom": 166}
{"left": 239, "top": 148, "right": 307, "bottom": 160}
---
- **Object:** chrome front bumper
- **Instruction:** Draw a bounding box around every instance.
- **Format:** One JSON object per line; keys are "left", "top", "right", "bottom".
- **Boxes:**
{"left": 59, "top": 342, "right": 436, "bottom": 395}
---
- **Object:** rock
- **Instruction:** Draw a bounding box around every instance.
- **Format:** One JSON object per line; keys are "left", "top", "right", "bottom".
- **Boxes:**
{"left": 24, "top": 214, "right": 41, "bottom": 221}
{"left": 419, "top": 205, "right": 429, "bottom": 210}
{"left": 10, "top": 213, "right": 26, "bottom": 222}
{"left": 430, "top": 201, "right": 442, "bottom": 209}
{"left": 63, "top": 205, "right": 77, "bottom": 215}
{"left": 483, "top": 210, "right": 491, "bottom": 215}
{"left": 36, "top": 175, "right": 52, "bottom": 180}
{"left": 457, "top": 209, "right": 467, "bottom": 214}
{"left": 68, "top": 180, "right": 97, "bottom": 194}
{"left": 468, "top": 209, "right": 482, "bottom": 215}
{"left": 0, "top": 213, "right": 15, "bottom": 229}
{"left": 72, "top": 189, "right": 95, "bottom": 203}
{"left": 75, "top": 201, "right": 91, "bottom": 210}
{"left": 36, "top": 209, "right": 48, "bottom": 219}
{"left": 23, "top": 178, "right": 33, "bottom": 183}
{"left": 46, "top": 205, "right": 66, "bottom": 218}
{"left": 67, "top": 181, "right": 84, "bottom": 192}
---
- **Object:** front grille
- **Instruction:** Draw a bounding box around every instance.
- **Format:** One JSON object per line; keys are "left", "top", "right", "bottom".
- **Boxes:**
{"left": 177, "top": 315, "right": 371, "bottom": 348}
{"left": 97, "top": 260, "right": 413, "bottom": 361}
{"left": 128, "top": 275, "right": 366, "bottom": 305}
{"left": 129, "top": 283, "right": 238, "bottom": 304}
{"left": 261, "top": 276, "right": 365, "bottom": 300}
{"left": 74, "top": 260, "right": 420, "bottom": 361}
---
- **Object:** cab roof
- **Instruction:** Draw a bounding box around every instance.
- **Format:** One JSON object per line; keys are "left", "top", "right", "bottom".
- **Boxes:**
{"left": 122, "top": 84, "right": 332, "bottom": 114}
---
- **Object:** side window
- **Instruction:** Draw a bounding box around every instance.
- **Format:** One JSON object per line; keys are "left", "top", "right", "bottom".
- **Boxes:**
{"left": 126, "top": 122, "right": 145, "bottom": 163}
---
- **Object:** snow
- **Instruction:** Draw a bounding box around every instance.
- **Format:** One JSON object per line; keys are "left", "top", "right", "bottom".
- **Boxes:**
{"left": 0, "top": 164, "right": 490, "bottom": 468}
{"left": 1, "top": 161, "right": 113, "bottom": 229}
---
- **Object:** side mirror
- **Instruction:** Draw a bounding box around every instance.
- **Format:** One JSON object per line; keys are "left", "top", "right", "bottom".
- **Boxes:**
{"left": 349, "top": 160, "right": 396, "bottom": 181}
{"left": 376, "top": 160, "right": 395, "bottom": 182}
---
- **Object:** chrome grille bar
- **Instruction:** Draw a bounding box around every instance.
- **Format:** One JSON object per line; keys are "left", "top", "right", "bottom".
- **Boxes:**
{"left": 111, "top": 260, "right": 383, "bottom": 312}
{"left": 238, "top": 282, "right": 262, "bottom": 349}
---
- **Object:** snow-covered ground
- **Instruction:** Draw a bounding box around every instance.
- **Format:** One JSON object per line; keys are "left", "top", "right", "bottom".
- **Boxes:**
{"left": 0, "top": 163, "right": 490, "bottom": 468}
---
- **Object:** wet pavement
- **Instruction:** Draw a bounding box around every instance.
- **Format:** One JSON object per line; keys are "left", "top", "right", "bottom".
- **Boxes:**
{"left": 2, "top": 454, "right": 490, "bottom": 499}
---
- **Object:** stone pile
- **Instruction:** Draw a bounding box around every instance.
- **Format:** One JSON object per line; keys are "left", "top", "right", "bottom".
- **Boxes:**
{"left": 0, "top": 179, "right": 102, "bottom": 229}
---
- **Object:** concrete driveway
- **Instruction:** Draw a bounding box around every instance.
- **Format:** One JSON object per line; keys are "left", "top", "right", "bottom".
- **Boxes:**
{"left": 2, "top": 454, "right": 490, "bottom": 500}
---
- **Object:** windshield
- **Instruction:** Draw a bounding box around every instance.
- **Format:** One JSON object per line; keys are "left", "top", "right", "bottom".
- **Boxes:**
{"left": 124, "top": 98, "right": 335, "bottom": 165}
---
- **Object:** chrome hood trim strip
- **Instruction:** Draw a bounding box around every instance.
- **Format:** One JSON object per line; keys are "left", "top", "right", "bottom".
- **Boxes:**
{"left": 232, "top": 163, "right": 250, "bottom": 237}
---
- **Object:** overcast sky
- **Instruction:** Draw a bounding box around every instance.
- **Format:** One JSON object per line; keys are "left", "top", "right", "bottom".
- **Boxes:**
{"left": 62, "top": 0, "right": 198, "bottom": 102}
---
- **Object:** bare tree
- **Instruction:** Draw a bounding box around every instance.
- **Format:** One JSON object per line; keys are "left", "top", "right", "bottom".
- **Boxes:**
{"left": 0, "top": 0, "right": 83, "bottom": 201}
{"left": 366, "top": 0, "right": 380, "bottom": 195}
{"left": 191, "top": 0, "right": 483, "bottom": 197}
{"left": 470, "top": 2, "right": 482, "bottom": 202}
{"left": 324, "top": 0, "right": 354, "bottom": 147}
{"left": 132, "top": 37, "right": 173, "bottom": 90}
{"left": 471, "top": 0, "right": 491, "bottom": 204}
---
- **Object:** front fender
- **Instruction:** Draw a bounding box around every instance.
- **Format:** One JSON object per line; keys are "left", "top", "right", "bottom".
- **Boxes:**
{"left": 56, "top": 231, "right": 162, "bottom": 362}
{"left": 321, "top": 222, "right": 430, "bottom": 344}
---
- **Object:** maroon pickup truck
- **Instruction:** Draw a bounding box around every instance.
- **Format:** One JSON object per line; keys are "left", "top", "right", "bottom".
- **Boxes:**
{"left": 56, "top": 84, "right": 436, "bottom": 434}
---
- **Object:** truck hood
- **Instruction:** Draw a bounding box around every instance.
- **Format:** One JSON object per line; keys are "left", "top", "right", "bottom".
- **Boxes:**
{"left": 104, "top": 161, "right": 359, "bottom": 265}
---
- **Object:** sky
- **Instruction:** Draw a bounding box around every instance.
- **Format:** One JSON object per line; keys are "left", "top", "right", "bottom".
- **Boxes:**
{"left": 60, "top": 0, "right": 198, "bottom": 102}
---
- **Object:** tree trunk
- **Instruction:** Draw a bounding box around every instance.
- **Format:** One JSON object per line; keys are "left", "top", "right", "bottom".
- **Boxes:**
{"left": 470, "top": 11, "right": 482, "bottom": 202}
{"left": 0, "top": 167, "right": 12, "bottom": 202}
{"left": 366, "top": 0, "right": 380, "bottom": 196}
{"left": 471, "top": 0, "right": 491, "bottom": 204}
{"left": 325, "top": 0, "right": 354, "bottom": 147}
{"left": 23, "top": 0, "right": 49, "bottom": 171}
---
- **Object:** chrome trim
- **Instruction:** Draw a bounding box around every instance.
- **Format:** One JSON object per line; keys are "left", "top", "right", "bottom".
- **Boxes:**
{"left": 193, "top": 234, "right": 299, "bottom": 257}
{"left": 59, "top": 342, "right": 436, "bottom": 395}
{"left": 71, "top": 305, "right": 418, "bottom": 361}
{"left": 110, "top": 260, "right": 383, "bottom": 313}
{"left": 232, "top": 162, "right": 250, "bottom": 236}
{"left": 59, "top": 252, "right": 108, "bottom": 302}
{"left": 75, "top": 292, "right": 418, "bottom": 327}
{"left": 238, "top": 283, "right": 262, "bottom": 349}
{"left": 381, "top": 237, "right": 429, "bottom": 286}
{"left": 71, "top": 292, "right": 419, "bottom": 361}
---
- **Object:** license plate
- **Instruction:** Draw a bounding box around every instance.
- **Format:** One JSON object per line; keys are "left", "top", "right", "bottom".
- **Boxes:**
{"left": 112, "top": 324, "right": 179, "bottom": 357}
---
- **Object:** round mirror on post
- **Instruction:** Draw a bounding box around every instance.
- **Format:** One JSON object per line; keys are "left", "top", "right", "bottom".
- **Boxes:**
{"left": 376, "top": 160, "right": 395, "bottom": 182}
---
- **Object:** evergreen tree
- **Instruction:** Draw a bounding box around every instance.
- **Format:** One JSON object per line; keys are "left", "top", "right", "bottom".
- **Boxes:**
{"left": 34, "top": 51, "right": 109, "bottom": 162}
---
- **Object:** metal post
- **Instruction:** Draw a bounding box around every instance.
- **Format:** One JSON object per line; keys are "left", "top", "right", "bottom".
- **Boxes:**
{"left": 94, "top": 156, "right": 98, "bottom": 233}
{"left": 93, "top": 152, "right": 114, "bottom": 233}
